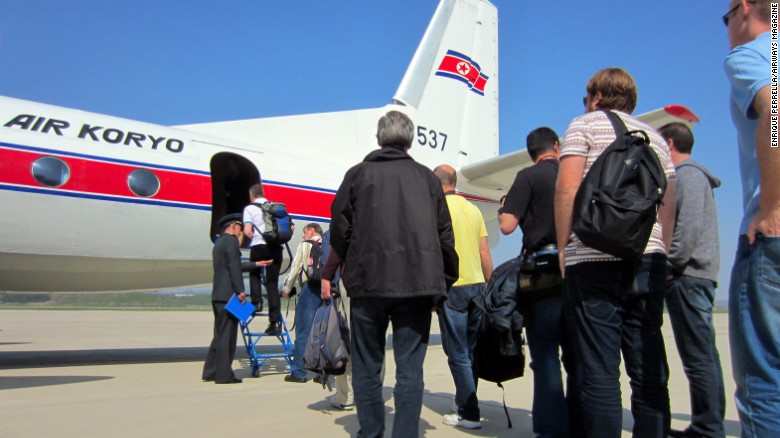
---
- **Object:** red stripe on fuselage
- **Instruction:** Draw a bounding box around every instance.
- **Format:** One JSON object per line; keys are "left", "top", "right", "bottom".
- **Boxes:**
{"left": 0, "top": 145, "right": 337, "bottom": 217}
{"left": 0, "top": 147, "right": 211, "bottom": 205}
{"left": 459, "top": 192, "right": 499, "bottom": 204}
{"left": 263, "top": 184, "right": 334, "bottom": 219}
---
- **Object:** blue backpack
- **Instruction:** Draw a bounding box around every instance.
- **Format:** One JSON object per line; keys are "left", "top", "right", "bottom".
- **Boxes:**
{"left": 251, "top": 202, "right": 293, "bottom": 246}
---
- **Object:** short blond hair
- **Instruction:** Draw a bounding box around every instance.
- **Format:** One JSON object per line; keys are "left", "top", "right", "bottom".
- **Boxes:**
{"left": 753, "top": 0, "right": 774, "bottom": 21}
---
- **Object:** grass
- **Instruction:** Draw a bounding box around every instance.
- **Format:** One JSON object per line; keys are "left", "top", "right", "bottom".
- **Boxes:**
{"left": 0, "top": 291, "right": 211, "bottom": 310}
{"left": 0, "top": 291, "right": 298, "bottom": 312}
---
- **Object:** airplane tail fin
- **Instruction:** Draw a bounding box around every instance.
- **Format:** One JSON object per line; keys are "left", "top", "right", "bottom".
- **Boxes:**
{"left": 392, "top": 0, "right": 498, "bottom": 169}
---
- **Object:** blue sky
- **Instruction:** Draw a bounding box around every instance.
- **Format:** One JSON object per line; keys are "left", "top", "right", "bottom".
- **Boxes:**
{"left": 0, "top": 1, "right": 739, "bottom": 299}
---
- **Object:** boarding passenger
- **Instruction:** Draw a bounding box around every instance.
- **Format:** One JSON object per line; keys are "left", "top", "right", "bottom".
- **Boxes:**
{"left": 432, "top": 164, "right": 492, "bottom": 430}
{"left": 281, "top": 223, "right": 324, "bottom": 383}
{"left": 202, "top": 213, "right": 247, "bottom": 384}
{"left": 243, "top": 183, "right": 285, "bottom": 336}
{"left": 329, "top": 110, "right": 459, "bottom": 437}
{"left": 554, "top": 67, "right": 676, "bottom": 437}
{"left": 722, "top": 1, "right": 778, "bottom": 435}
{"left": 659, "top": 122, "right": 725, "bottom": 438}
{"left": 499, "top": 127, "right": 583, "bottom": 437}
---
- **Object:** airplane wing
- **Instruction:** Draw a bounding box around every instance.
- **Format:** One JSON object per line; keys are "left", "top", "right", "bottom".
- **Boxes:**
{"left": 459, "top": 104, "right": 700, "bottom": 194}
{"left": 459, "top": 148, "right": 531, "bottom": 193}
{"left": 635, "top": 104, "right": 701, "bottom": 129}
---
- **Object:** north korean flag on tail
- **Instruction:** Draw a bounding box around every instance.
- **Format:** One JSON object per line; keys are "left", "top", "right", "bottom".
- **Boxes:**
{"left": 435, "top": 50, "right": 489, "bottom": 96}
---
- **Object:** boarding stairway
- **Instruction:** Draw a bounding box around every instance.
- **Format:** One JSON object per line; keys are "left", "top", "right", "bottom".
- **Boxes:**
{"left": 238, "top": 312, "right": 295, "bottom": 378}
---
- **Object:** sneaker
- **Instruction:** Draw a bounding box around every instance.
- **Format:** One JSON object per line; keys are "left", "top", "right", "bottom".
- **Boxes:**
{"left": 264, "top": 322, "right": 282, "bottom": 336}
{"left": 442, "top": 414, "right": 481, "bottom": 429}
{"left": 284, "top": 374, "right": 308, "bottom": 383}
{"left": 328, "top": 394, "right": 354, "bottom": 411}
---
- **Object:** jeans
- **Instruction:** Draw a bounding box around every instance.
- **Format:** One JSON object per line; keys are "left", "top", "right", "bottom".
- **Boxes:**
{"left": 351, "top": 296, "right": 432, "bottom": 438}
{"left": 564, "top": 254, "right": 670, "bottom": 438}
{"left": 438, "top": 283, "right": 482, "bottom": 421}
{"left": 525, "top": 294, "right": 584, "bottom": 438}
{"left": 729, "top": 235, "right": 780, "bottom": 437}
{"left": 665, "top": 276, "right": 725, "bottom": 437}
{"left": 290, "top": 284, "right": 323, "bottom": 379}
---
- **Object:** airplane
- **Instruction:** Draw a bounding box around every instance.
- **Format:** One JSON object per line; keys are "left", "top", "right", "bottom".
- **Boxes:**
{"left": 0, "top": 0, "right": 699, "bottom": 292}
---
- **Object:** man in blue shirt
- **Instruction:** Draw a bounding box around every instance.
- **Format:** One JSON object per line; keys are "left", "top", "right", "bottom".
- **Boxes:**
{"left": 723, "top": 1, "right": 777, "bottom": 436}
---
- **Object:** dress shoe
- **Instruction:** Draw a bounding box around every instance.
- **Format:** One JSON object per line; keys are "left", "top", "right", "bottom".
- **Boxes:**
{"left": 668, "top": 428, "right": 705, "bottom": 438}
{"left": 215, "top": 378, "right": 242, "bottom": 384}
{"left": 202, "top": 377, "right": 215, "bottom": 382}
{"left": 264, "top": 322, "right": 282, "bottom": 336}
{"left": 252, "top": 301, "right": 263, "bottom": 315}
{"left": 284, "top": 374, "right": 308, "bottom": 383}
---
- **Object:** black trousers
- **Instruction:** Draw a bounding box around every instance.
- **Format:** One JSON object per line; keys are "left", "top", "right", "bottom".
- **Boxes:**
{"left": 202, "top": 301, "right": 239, "bottom": 383}
{"left": 248, "top": 244, "right": 283, "bottom": 322}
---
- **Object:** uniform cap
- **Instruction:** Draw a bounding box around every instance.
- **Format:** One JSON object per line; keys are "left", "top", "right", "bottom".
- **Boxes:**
{"left": 218, "top": 213, "right": 243, "bottom": 230}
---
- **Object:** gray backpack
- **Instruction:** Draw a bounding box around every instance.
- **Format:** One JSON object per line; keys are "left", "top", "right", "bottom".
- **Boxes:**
{"left": 303, "top": 300, "right": 350, "bottom": 386}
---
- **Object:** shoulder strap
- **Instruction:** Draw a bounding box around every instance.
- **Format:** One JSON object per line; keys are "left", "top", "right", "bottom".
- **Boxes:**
{"left": 249, "top": 202, "right": 266, "bottom": 234}
{"left": 603, "top": 110, "right": 628, "bottom": 139}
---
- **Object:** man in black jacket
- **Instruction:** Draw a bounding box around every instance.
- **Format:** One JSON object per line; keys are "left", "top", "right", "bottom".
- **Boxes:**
{"left": 330, "top": 110, "right": 458, "bottom": 437}
{"left": 202, "top": 213, "right": 247, "bottom": 385}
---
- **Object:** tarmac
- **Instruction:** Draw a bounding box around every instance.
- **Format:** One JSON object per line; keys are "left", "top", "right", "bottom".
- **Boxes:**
{"left": 0, "top": 309, "right": 741, "bottom": 437}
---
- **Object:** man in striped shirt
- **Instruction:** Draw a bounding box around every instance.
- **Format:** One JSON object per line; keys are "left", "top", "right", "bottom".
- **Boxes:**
{"left": 554, "top": 67, "right": 677, "bottom": 438}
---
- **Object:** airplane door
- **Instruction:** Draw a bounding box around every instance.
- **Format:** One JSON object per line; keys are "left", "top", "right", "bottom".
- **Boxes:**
{"left": 209, "top": 153, "right": 260, "bottom": 241}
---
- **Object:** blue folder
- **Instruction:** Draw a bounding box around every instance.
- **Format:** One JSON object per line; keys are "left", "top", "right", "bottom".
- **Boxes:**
{"left": 226, "top": 294, "right": 254, "bottom": 323}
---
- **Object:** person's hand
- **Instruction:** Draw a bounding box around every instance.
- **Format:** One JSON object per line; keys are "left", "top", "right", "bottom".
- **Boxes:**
{"left": 256, "top": 260, "right": 273, "bottom": 267}
{"left": 282, "top": 287, "right": 296, "bottom": 299}
{"left": 321, "top": 279, "right": 332, "bottom": 301}
{"left": 558, "top": 251, "right": 566, "bottom": 279}
{"left": 237, "top": 291, "right": 247, "bottom": 304}
{"left": 748, "top": 205, "right": 780, "bottom": 244}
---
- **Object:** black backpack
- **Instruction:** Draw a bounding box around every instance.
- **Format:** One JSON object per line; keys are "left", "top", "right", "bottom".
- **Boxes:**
{"left": 571, "top": 111, "right": 667, "bottom": 260}
{"left": 472, "top": 257, "right": 525, "bottom": 428}
{"left": 303, "top": 239, "right": 322, "bottom": 289}
{"left": 251, "top": 202, "right": 293, "bottom": 246}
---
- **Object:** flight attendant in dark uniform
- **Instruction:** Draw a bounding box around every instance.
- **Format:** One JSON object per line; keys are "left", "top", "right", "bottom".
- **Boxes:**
{"left": 202, "top": 213, "right": 248, "bottom": 384}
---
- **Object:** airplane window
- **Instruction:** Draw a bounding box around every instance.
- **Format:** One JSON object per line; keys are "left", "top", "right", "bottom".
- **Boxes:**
{"left": 31, "top": 156, "right": 71, "bottom": 187}
{"left": 128, "top": 169, "right": 160, "bottom": 197}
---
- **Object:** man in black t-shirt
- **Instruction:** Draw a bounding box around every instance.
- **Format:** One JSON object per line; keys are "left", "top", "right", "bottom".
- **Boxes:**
{"left": 498, "top": 127, "right": 583, "bottom": 437}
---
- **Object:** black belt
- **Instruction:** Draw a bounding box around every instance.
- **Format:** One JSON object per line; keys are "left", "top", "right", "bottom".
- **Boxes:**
{"left": 523, "top": 244, "right": 558, "bottom": 260}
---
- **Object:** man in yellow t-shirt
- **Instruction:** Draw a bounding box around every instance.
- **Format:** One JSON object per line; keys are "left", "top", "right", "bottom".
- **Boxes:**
{"left": 433, "top": 164, "right": 492, "bottom": 430}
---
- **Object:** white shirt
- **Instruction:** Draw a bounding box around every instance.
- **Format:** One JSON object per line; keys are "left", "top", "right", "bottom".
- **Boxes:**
{"left": 243, "top": 197, "right": 268, "bottom": 247}
{"left": 559, "top": 110, "right": 676, "bottom": 266}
